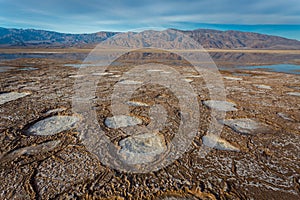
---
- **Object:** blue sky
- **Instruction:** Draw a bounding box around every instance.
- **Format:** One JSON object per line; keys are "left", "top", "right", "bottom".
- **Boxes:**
{"left": 0, "top": 0, "right": 300, "bottom": 40}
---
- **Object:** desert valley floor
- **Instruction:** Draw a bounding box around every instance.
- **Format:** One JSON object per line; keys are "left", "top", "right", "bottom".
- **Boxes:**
{"left": 0, "top": 49, "right": 299, "bottom": 199}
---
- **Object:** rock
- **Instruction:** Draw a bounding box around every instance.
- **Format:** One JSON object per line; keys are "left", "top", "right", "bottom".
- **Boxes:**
{"left": 224, "top": 77, "right": 242, "bottom": 81}
{"left": 202, "top": 134, "right": 239, "bottom": 151}
{"left": 254, "top": 84, "right": 272, "bottom": 90}
{"left": 0, "top": 92, "right": 30, "bottom": 105}
{"left": 119, "top": 133, "right": 167, "bottom": 164}
{"left": 203, "top": 100, "right": 237, "bottom": 112}
{"left": 287, "top": 92, "right": 300, "bottom": 97}
{"left": 127, "top": 101, "right": 149, "bottom": 107}
{"left": 27, "top": 116, "right": 79, "bottom": 136}
{"left": 220, "top": 118, "right": 270, "bottom": 135}
{"left": 104, "top": 115, "right": 142, "bottom": 129}
{"left": 118, "top": 80, "right": 143, "bottom": 84}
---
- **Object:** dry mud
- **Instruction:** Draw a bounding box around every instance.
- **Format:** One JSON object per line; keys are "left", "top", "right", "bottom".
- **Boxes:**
{"left": 0, "top": 54, "right": 299, "bottom": 199}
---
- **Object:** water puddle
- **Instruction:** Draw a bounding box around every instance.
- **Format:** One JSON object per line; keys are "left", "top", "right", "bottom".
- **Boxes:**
{"left": 220, "top": 64, "right": 300, "bottom": 75}
{"left": 239, "top": 64, "right": 300, "bottom": 75}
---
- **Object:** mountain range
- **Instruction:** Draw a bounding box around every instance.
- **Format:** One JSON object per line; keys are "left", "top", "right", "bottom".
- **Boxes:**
{"left": 1, "top": 27, "right": 300, "bottom": 49}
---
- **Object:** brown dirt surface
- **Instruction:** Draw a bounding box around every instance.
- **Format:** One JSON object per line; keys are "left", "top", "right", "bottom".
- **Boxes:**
{"left": 0, "top": 51, "right": 299, "bottom": 199}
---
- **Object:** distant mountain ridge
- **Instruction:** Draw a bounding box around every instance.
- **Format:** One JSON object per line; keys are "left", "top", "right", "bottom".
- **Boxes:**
{"left": 1, "top": 27, "right": 300, "bottom": 49}
{"left": 183, "top": 29, "right": 300, "bottom": 49}
{"left": 0, "top": 27, "right": 117, "bottom": 48}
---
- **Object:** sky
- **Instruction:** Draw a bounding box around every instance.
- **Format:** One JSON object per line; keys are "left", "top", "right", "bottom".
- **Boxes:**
{"left": 0, "top": 0, "right": 300, "bottom": 40}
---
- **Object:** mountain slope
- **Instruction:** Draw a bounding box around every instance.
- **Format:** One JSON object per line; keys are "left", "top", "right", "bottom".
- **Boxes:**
{"left": 1, "top": 27, "right": 300, "bottom": 49}
{"left": 0, "top": 27, "right": 117, "bottom": 48}
{"left": 182, "top": 29, "right": 300, "bottom": 49}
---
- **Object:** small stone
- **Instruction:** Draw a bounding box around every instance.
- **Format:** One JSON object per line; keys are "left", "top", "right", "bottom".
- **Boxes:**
{"left": 119, "top": 133, "right": 167, "bottom": 164}
{"left": 104, "top": 115, "right": 142, "bottom": 128}
{"left": 220, "top": 118, "right": 270, "bottom": 135}
{"left": 27, "top": 116, "right": 79, "bottom": 136}
{"left": 127, "top": 101, "right": 149, "bottom": 107}
{"left": 203, "top": 100, "right": 237, "bottom": 112}
{"left": 0, "top": 92, "right": 30, "bottom": 105}
{"left": 287, "top": 92, "right": 300, "bottom": 97}
{"left": 254, "top": 84, "right": 272, "bottom": 90}
{"left": 224, "top": 77, "right": 242, "bottom": 81}
{"left": 202, "top": 134, "right": 239, "bottom": 151}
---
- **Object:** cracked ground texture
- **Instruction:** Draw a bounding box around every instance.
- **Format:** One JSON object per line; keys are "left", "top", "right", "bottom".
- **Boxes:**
{"left": 0, "top": 52, "right": 300, "bottom": 199}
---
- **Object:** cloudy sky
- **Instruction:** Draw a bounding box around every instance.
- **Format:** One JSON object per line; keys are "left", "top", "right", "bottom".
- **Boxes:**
{"left": 1, "top": 0, "right": 300, "bottom": 39}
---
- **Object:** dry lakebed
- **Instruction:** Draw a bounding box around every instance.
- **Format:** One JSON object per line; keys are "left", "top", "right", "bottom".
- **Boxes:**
{"left": 0, "top": 50, "right": 299, "bottom": 200}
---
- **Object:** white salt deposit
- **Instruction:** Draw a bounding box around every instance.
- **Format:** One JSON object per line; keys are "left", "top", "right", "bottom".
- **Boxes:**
{"left": 119, "top": 133, "right": 166, "bottom": 164}
{"left": 45, "top": 108, "right": 67, "bottom": 115}
{"left": 183, "top": 78, "right": 193, "bottom": 83}
{"left": 220, "top": 118, "right": 270, "bottom": 135}
{"left": 104, "top": 115, "right": 142, "bottom": 129}
{"left": 0, "top": 92, "right": 30, "bottom": 105}
{"left": 27, "top": 116, "right": 79, "bottom": 136}
{"left": 224, "top": 77, "right": 242, "bottom": 81}
{"left": 127, "top": 101, "right": 149, "bottom": 107}
{"left": 203, "top": 100, "right": 237, "bottom": 112}
{"left": 202, "top": 134, "right": 239, "bottom": 151}
{"left": 254, "top": 84, "right": 272, "bottom": 90}
{"left": 147, "top": 69, "right": 164, "bottom": 72}
{"left": 92, "top": 72, "right": 113, "bottom": 76}
{"left": 118, "top": 80, "right": 143, "bottom": 85}
{"left": 287, "top": 92, "right": 300, "bottom": 97}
